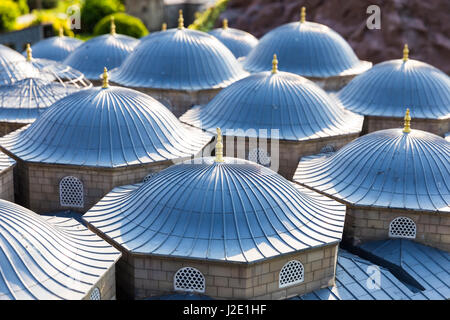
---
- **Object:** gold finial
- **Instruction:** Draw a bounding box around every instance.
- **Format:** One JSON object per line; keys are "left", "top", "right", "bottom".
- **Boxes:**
{"left": 272, "top": 54, "right": 278, "bottom": 74}
{"left": 162, "top": 22, "right": 167, "bottom": 31}
{"left": 403, "top": 108, "right": 411, "bottom": 133}
{"left": 215, "top": 128, "right": 224, "bottom": 163}
{"left": 223, "top": 19, "right": 228, "bottom": 29}
{"left": 59, "top": 27, "right": 64, "bottom": 37}
{"left": 178, "top": 9, "right": 184, "bottom": 29}
{"left": 300, "top": 6, "right": 306, "bottom": 23}
{"left": 102, "top": 67, "right": 109, "bottom": 88}
{"left": 26, "top": 43, "right": 32, "bottom": 61}
{"left": 110, "top": 16, "right": 116, "bottom": 35}
{"left": 403, "top": 44, "right": 409, "bottom": 62}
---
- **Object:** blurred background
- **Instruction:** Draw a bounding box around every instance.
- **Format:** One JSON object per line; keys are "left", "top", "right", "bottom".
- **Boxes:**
{"left": 0, "top": 0, "right": 448, "bottom": 73}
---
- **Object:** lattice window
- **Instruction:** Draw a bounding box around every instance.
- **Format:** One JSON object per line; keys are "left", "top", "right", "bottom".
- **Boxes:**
{"left": 389, "top": 217, "right": 416, "bottom": 239}
{"left": 279, "top": 260, "right": 304, "bottom": 288}
{"left": 59, "top": 176, "right": 84, "bottom": 208}
{"left": 320, "top": 144, "right": 335, "bottom": 154}
{"left": 174, "top": 267, "right": 205, "bottom": 293}
{"left": 89, "top": 287, "right": 101, "bottom": 300}
{"left": 142, "top": 172, "right": 157, "bottom": 183}
{"left": 248, "top": 148, "right": 271, "bottom": 166}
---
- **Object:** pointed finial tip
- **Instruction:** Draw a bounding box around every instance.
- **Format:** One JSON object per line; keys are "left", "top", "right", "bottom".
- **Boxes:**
{"left": 178, "top": 9, "right": 184, "bottom": 29}
{"left": 403, "top": 108, "right": 411, "bottom": 133}
{"left": 162, "top": 22, "right": 167, "bottom": 31}
{"left": 223, "top": 18, "right": 228, "bottom": 29}
{"left": 26, "top": 43, "right": 32, "bottom": 61}
{"left": 59, "top": 27, "right": 64, "bottom": 37}
{"left": 102, "top": 67, "right": 109, "bottom": 88}
{"left": 272, "top": 54, "right": 278, "bottom": 74}
{"left": 300, "top": 6, "right": 306, "bottom": 23}
{"left": 215, "top": 127, "right": 224, "bottom": 163}
{"left": 110, "top": 16, "right": 116, "bottom": 35}
{"left": 403, "top": 44, "right": 409, "bottom": 62}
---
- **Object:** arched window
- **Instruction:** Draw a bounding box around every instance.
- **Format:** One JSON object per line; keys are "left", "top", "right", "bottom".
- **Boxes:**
{"left": 248, "top": 148, "right": 271, "bottom": 166}
{"left": 59, "top": 176, "right": 84, "bottom": 208}
{"left": 174, "top": 267, "right": 205, "bottom": 293}
{"left": 279, "top": 260, "right": 304, "bottom": 288}
{"left": 389, "top": 217, "right": 416, "bottom": 239}
{"left": 89, "top": 287, "right": 101, "bottom": 300}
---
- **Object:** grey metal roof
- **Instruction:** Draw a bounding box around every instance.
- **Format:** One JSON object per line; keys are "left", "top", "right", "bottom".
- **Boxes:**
{"left": 0, "top": 77, "right": 80, "bottom": 124}
{"left": 110, "top": 28, "right": 248, "bottom": 90}
{"left": 0, "top": 85, "right": 212, "bottom": 168}
{"left": 83, "top": 157, "right": 346, "bottom": 263}
{"left": 0, "top": 44, "right": 39, "bottom": 85}
{"left": 63, "top": 34, "right": 139, "bottom": 80}
{"left": 243, "top": 21, "right": 371, "bottom": 78}
{"left": 359, "top": 239, "right": 450, "bottom": 299}
{"left": 26, "top": 35, "right": 83, "bottom": 62}
{"left": 0, "top": 150, "right": 14, "bottom": 173}
{"left": 336, "top": 59, "right": 450, "bottom": 119}
{"left": 208, "top": 27, "right": 258, "bottom": 58}
{"left": 294, "top": 128, "right": 450, "bottom": 213}
{"left": 296, "top": 248, "right": 446, "bottom": 300}
{"left": 181, "top": 70, "right": 363, "bottom": 140}
{"left": 0, "top": 200, "right": 121, "bottom": 300}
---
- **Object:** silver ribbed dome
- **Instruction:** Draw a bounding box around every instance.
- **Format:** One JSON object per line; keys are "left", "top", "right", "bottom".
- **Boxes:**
{"left": 0, "top": 77, "right": 80, "bottom": 123}
{"left": 181, "top": 69, "right": 363, "bottom": 140}
{"left": 208, "top": 26, "right": 258, "bottom": 58}
{"left": 336, "top": 58, "right": 450, "bottom": 119}
{"left": 84, "top": 157, "right": 345, "bottom": 263}
{"left": 243, "top": 21, "right": 371, "bottom": 78}
{"left": 295, "top": 128, "right": 450, "bottom": 213}
{"left": 27, "top": 35, "right": 83, "bottom": 61}
{"left": 110, "top": 28, "right": 248, "bottom": 90}
{"left": 0, "top": 44, "right": 39, "bottom": 85}
{"left": 0, "top": 200, "right": 121, "bottom": 300}
{"left": 0, "top": 85, "right": 211, "bottom": 167}
{"left": 63, "top": 34, "right": 139, "bottom": 80}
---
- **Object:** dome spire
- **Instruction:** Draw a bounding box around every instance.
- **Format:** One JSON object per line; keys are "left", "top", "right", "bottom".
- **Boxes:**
{"left": 59, "top": 27, "right": 64, "bottom": 37}
{"left": 223, "top": 18, "right": 228, "bottom": 29}
{"left": 110, "top": 16, "right": 116, "bottom": 35}
{"left": 26, "top": 43, "right": 32, "bottom": 61}
{"left": 215, "top": 127, "right": 224, "bottom": 163}
{"left": 403, "top": 44, "right": 409, "bottom": 62}
{"left": 300, "top": 6, "right": 306, "bottom": 23}
{"left": 178, "top": 9, "right": 184, "bottom": 29}
{"left": 403, "top": 108, "right": 411, "bottom": 133}
{"left": 102, "top": 67, "right": 109, "bottom": 88}
{"left": 272, "top": 54, "right": 278, "bottom": 74}
{"left": 162, "top": 22, "right": 167, "bottom": 31}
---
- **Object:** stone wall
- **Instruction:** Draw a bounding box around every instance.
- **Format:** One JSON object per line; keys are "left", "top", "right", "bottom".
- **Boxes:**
{"left": 363, "top": 116, "right": 449, "bottom": 137}
{"left": 344, "top": 207, "right": 450, "bottom": 252}
{"left": 83, "top": 265, "right": 117, "bottom": 300}
{"left": 0, "top": 167, "right": 14, "bottom": 202}
{"left": 0, "top": 122, "right": 27, "bottom": 137}
{"left": 307, "top": 74, "right": 357, "bottom": 92}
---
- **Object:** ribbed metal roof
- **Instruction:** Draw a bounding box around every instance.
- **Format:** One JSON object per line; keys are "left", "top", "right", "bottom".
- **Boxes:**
{"left": 336, "top": 59, "right": 450, "bottom": 119}
{"left": 0, "top": 85, "right": 212, "bottom": 167}
{"left": 294, "top": 128, "right": 450, "bottom": 213}
{"left": 26, "top": 35, "right": 83, "bottom": 62}
{"left": 0, "top": 200, "right": 121, "bottom": 300}
{"left": 83, "top": 157, "right": 346, "bottom": 263}
{"left": 0, "top": 77, "right": 80, "bottom": 123}
{"left": 208, "top": 27, "right": 259, "bottom": 58}
{"left": 0, "top": 150, "right": 14, "bottom": 173}
{"left": 110, "top": 28, "right": 248, "bottom": 90}
{"left": 243, "top": 21, "right": 371, "bottom": 78}
{"left": 63, "top": 34, "right": 139, "bottom": 80}
{"left": 181, "top": 70, "right": 363, "bottom": 140}
{"left": 0, "top": 45, "right": 39, "bottom": 85}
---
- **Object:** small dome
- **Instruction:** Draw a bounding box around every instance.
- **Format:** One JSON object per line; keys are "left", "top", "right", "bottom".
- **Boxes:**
{"left": 110, "top": 28, "right": 247, "bottom": 90}
{"left": 337, "top": 58, "right": 450, "bottom": 119}
{"left": 0, "top": 84, "right": 211, "bottom": 167}
{"left": 0, "top": 200, "right": 121, "bottom": 300}
{"left": 295, "top": 128, "right": 450, "bottom": 213}
{"left": 208, "top": 22, "right": 258, "bottom": 58}
{"left": 0, "top": 77, "right": 80, "bottom": 123}
{"left": 243, "top": 21, "right": 371, "bottom": 78}
{"left": 84, "top": 157, "right": 345, "bottom": 263}
{"left": 26, "top": 35, "right": 83, "bottom": 61}
{"left": 0, "top": 44, "right": 38, "bottom": 85}
{"left": 63, "top": 34, "right": 139, "bottom": 80}
{"left": 181, "top": 68, "right": 363, "bottom": 140}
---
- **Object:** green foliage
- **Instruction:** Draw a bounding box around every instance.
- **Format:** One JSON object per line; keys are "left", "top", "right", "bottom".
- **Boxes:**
{"left": 189, "top": 0, "right": 228, "bottom": 32}
{"left": 31, "top": 10, "right": 75, "bottom": 37}
{"left": 0, "top": 0, "right": 20, "bottom": 32}
{"left": 13, "top": 0, "right": 29, "bottom": 14}
{"left": 93, "top": 13, "right": 148, "bottom": 38}
{"left": 81, "top": 0, "right": 124, "bottom": 33}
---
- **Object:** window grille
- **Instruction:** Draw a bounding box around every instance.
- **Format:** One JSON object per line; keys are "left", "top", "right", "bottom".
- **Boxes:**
{"left": 59, "top": 176, "right": 84, "bottom": 208}
{"left": 174, "top": 267, "right": 205, "bottom": 293}
{"left": 389, "top": 217, "right": 416, "bottom": 239}
{"left": 89, "top": 287, "right": 101, "bottom": 300}
{"left": 248, "top": 148, "right": 271, "bottom": 166}
{"left": 142, "top": 172, "right": 157, "bottom": 183}
{"left": 279, "top": 260, "right": 305, "bottom": 288}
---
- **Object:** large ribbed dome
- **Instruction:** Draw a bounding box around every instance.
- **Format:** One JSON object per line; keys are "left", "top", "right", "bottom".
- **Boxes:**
{"left": 84, "top": 157, "right": 345, "bottom": 263}
{"left": 243, "top": 21, "right": 371, "bottom": 78}
{"left": 0, "top": 200, "right": 120, "bottom": 300}
{"left": 0, "top": 44, "right": 38, "bottom": 85}
{"left": 181, "top": 68, "right": 363, "bottom": 140}
{"left": 0, "top": 77, "right": 80, "bottom": 123}
{"left": 110, "top": 28, "right": 248, "bottom": 90}
{"left": 26, "top": 35, "right": 83, "bottom": 62}
{"left": 337, "top": 58, "right": 450, "bottom": 119}
{"left": 63, "top": 33, "right": 139, "bottom": 80}
{"left": 295, "top": 128, "right": 450, "bottom": 213}
{"left": 0, "top": 84, "right": 211, "bottom": 167}
{"left": 208, "top": 23, "right": 259, "bottom": 58}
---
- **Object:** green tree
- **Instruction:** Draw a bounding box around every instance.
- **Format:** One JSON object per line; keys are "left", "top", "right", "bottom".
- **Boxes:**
{"left": 0, "top": 0, "right": 20, "bottom": 32}
{"left": 93, "top": 13, "right": 149, "bottom": 38}
{"left": 81, "top": 0, "right": 124, "bottom": 33}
